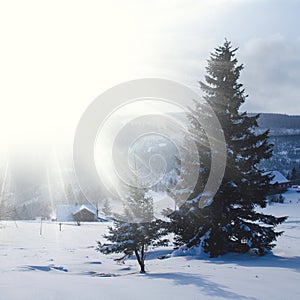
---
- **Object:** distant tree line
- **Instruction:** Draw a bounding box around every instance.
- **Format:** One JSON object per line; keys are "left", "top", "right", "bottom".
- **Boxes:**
{"left": 254, "top": 113, "right": 300, "bottom": 130}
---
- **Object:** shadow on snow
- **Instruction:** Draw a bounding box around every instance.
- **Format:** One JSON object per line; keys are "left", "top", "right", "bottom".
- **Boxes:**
{"left": 145, "top": 272, "right": 256, "bottom": 300}
{"left": 22, "top": 265, "right": 68, "bottom": 272}
{"left": 198, "top": 254, "right": 300, "bottom": 273}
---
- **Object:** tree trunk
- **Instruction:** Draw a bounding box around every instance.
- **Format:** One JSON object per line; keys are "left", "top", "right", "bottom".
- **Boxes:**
{"left": 140, "top": 245, "right": 145, "bottom": 273}
{"left": 140, "top": 260, "right": 145, "bottom": 273}
{"left": 135, "top": 248, "right": 146, "bottom": 273}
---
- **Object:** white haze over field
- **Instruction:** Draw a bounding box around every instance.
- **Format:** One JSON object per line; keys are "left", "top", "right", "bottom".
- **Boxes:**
{"left": 94, "top": 100, "right": 184, "bottom": 191}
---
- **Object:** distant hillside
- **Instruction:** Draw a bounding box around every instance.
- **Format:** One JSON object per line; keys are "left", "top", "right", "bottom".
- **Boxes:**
{"left": 170, "top": 112, "right": 300, "bottom": 134}
{"left": 253, "top": 113, "right": 300, "bottom": 136}
{"left": 248, "top": 113, "right": 300, "bottom": 180}
{"left": 256, "top": 113, "right": 300, "bottom": 129}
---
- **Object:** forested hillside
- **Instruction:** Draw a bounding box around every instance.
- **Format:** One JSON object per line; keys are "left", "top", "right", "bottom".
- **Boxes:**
{"left": 255, "top": 113, "right": 300, "bottom": 183}
{"left": 253, "top": 113, "right": 300, "bottom": 136}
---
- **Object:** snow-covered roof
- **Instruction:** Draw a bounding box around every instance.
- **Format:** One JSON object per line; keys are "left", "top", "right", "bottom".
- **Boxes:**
{"left": 73, "top": 205, "right": 96, "bottom": 216}
{"left": 56, "top": 204, "right": 97, "bottom": 222}
{"left": 264, "top": 171, "right": 290, "bottom": 185}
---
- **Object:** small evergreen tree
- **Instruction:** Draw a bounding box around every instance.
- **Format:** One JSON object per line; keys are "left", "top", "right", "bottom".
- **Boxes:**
{"left": 291, "top": 167, "right": 297, "bottom": 182}
{"left": 170, "top": 40, "right": 287, "bottom": 257}
{"left": 101, "top": 199, "right": 112, "bottom": 217}
{"left": 97, "top": 187, "right": 169, "bottom": 273}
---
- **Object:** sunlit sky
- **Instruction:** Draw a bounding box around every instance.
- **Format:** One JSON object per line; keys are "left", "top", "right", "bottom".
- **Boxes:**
{"left": 1, "top": 0, "right": 300, "bottom": 154}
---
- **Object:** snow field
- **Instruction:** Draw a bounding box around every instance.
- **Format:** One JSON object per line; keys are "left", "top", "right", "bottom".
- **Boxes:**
{"left": 1, "top": 189, "right": 300, "bottom": 299}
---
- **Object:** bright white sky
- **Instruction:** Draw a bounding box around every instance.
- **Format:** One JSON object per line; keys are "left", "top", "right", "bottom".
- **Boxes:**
{"left": 1, "top": 0, "right": 300, "bottom": 154}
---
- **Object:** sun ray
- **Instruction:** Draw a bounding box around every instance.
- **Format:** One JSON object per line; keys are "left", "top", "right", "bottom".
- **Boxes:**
{"left": 46, "top": 160, "right": 56, "bottom": 220}
{"left": 0, "top": 158, "right": 9, "bottom": 209}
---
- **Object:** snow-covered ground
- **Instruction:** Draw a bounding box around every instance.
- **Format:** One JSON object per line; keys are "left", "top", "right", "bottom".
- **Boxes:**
{"left": 1, "top": 190, "right": 300, "bottom": 300}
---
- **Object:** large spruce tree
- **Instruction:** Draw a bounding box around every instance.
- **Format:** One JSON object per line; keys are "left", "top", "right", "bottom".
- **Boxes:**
{"left": 171, "top": 40, "right": 287, "bottom": 257}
